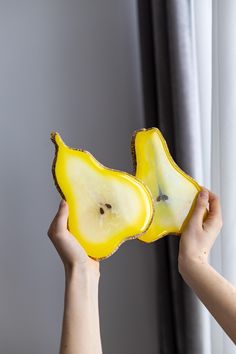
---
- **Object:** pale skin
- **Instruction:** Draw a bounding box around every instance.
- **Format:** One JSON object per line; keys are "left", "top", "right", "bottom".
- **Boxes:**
{"left": 48, "top": 199, "right": 102, "bottom": 354}
{"left": 48, "top": 188, "right": 236, "bottom": 353}
{"left": 179, "top": 188, "right": 236, "bottom": 344}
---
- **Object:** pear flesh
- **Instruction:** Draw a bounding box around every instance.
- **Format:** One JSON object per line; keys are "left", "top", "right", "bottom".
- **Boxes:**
{"left": 132, "top": 128, "right": 201, "bottom": 242}
{"left": 51, "top": 133, "right": 154, "bottom": 259}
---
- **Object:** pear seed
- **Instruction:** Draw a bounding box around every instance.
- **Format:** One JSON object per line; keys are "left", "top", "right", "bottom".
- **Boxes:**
{"left": 156, "top": 194, "right": 169, "bottom": 202}
{"left": 100, "top": 207, "right": 105, "bottom": 215}
{"left": 157, "top": 186, "right": 168, "bottom": 202}
{"left": 105, "top": 203, "right": 112, "bottom": 209}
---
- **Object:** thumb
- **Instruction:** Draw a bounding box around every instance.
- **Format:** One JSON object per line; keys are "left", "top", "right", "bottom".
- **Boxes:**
{"left": 190, "top": 188, "right": 209, "bottom": 227}
{"left": 48, "top": 199, "right": 69, "bottom": 237}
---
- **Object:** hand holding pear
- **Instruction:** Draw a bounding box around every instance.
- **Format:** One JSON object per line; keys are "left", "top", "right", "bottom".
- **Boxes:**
{"left": 50, "top": 128, "right": 201, "bottom": 259}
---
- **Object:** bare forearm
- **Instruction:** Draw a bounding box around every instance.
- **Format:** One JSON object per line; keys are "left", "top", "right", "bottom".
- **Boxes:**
{"left": 59, "top": 266, "right": 102, "bottom": 354}
{"left": 179, "top": 259, "right": 236, "bottom": 344}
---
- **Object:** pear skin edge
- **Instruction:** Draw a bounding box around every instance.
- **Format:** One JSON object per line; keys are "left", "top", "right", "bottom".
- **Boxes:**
{"left": 50, "top": 131, "right": 155, "bottom": 261}
{"left": 130, "top": 127, "right": 203, "bottom": 243}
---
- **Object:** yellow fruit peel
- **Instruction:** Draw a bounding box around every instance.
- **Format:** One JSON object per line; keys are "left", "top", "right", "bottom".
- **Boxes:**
{"left": 131, "top": 127, "right": 202, "bottom": 242}
{"left": 51, "top": 132, "right": 154, "bottom": 260}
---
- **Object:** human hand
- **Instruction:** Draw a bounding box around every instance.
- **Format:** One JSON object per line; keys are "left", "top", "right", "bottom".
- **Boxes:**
{"left": 178, "top": 188, "right": 223, "bottom": 273}
{"left": 47, "top": 199, "right": 100, "bottom": 277}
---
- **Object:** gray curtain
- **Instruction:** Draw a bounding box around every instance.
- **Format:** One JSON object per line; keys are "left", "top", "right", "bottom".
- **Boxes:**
{"left": 137, "top": 1, "right": 203, "bottom": 353}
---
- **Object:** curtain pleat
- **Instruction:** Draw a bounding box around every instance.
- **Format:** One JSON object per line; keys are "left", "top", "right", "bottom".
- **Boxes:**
{"left": 211, "top": 1, "right": 236, "bottom": 353}
{"left": 137, "top": 1, "right": 206, "bottom": 352}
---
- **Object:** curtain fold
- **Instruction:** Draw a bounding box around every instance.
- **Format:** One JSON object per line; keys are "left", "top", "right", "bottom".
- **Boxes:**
{"left": 194, "top": 0, "right": 236, "bottom": 352}
{"left": 137, "top": 0, "right": 209, "bottom": 352}
{"left": 210, "top": 1, "right": 236, "bottom": 353}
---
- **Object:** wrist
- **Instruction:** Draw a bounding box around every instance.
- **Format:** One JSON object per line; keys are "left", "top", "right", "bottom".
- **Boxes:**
{"left": 178, "top": 253, "right": 209, "bottom": 278}
{"left": 64, "top": 262, "right": 100, "bottom": 284}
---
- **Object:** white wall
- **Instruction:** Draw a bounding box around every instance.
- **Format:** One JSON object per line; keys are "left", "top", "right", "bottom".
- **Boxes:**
{"left": 0, "top": 1, "right": 159, "bottom": 353}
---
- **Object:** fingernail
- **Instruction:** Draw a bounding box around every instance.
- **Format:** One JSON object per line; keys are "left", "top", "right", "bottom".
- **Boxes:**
{"left": 60, "top": 199, "right": 66, "bottom": 207}
{"left": 199, "top": 189, "right": 208, "bottom": 199}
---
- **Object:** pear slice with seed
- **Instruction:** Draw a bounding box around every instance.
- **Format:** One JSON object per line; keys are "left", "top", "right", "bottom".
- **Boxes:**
{"left": 51, "top": 132, "right": 154, "bottom": 260}
{"left": 131, "top": 127, "right": 201, "bottom": 242}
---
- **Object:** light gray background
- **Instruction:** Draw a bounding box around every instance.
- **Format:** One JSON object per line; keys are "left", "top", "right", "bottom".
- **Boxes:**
{"left": 0, "top": 1, "right": 159, "bottom": 353}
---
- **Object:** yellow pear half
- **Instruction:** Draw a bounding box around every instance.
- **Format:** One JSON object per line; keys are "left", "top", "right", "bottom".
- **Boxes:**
{"left": 51, "top": 132, "right": 154, "bottom": 260}
{"left": 131, "top": 127, "right": 201, "bottom": 242}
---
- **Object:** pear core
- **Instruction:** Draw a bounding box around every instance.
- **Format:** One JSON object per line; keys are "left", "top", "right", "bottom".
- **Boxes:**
{"left": 131, "top": 127, "right": 201, "bottom": 242}
{"left": 51, "top": 132, "right": 154, "bottom": 260}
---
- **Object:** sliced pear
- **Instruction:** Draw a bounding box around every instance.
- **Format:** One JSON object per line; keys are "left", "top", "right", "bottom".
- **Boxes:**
{"left": 131, "top": 127, "right": 201, "bottom": 242}
{"left": 51, "top": 132, "right": 154, "bottom": 260}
